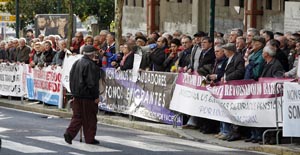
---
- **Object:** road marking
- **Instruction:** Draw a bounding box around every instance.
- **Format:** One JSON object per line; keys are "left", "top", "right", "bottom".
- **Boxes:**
{"left": 2, "top": 139, "right": 56, "bottom": 153}
{"left": 68, "top": 152, "right": 86, "bottom": 155}
{"left": 28, "top": 136, "right": 120, "bottom": 152}
{"left": 0, "top": 134, "right": 9, "bottom": 138}
{"left": 96, "top": 136, "right": 182, "bottom": 152}
{"left": 139, "top": 135, "right": 237, "bottom": 152}
{"left": 0, "top": 127, "right": 11, "bottom": 133}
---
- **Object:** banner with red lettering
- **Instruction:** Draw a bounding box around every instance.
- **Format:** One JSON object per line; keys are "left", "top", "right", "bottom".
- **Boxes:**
{"left": 26, "top": 65, "right": 63, "bottom": 107}
{"left": 170, "top": 73, "right": 293, "bottom": 127}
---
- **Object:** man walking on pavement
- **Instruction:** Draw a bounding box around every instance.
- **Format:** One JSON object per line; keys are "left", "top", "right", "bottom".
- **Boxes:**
{"left": 64, "top": 45, "right": 101, "bottom": 145}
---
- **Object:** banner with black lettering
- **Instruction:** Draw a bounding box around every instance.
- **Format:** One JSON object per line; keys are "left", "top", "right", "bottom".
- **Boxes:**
{"left": 283, "top": 82, "right": 300, "bottom": 137}
{"left": 0, "top": 63, "right": 25, "bottom": 97}
{"left": 99, "top": 68, "right": 182, "bottom": 125}
{"left": 170, "top": 73, "right": 293, "bottom": 127}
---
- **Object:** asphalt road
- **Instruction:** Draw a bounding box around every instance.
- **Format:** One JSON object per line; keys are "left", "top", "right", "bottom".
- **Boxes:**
{"left": 0, "top": 106, "right": 272, "bottom": 155}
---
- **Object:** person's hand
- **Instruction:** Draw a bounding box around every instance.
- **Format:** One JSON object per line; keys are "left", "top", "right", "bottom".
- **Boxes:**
{"left": 183, "top": 66, "right": 188, "bottom": 73}
{"left": 187, "top": 68, "right": 192, "bottom": 74}
{"left": 94, "top": 98, "right": 100, "bottom": 104}
{"left": 111, "top": 61, "right": 117, "bottom": 67}
{"left": 208, "top": 74, "right": 217, "bottom": 81}
{"left": 70, "top": 47, "right": 74, "bottom": 51}
{"left": 51, "top": 65, "right": 57, "bottom": 70}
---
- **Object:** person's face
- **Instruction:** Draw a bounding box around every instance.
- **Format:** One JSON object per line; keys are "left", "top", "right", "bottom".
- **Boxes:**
{"left": 60, "top": 42, "right": 67, "bottom": 49}
{"left": 0, "top": 43, "right": 5, "bottom": 49}
{"left": 181, "top": 38, "right": 192, "bottom": 50}
{"left": 122, "top": 45, "right": 129, "bottom": 54}
{"left": 75, "top": 33, "right": 83, "bottom": 42}
{"left": 173, "top": 32, "right": 181, "bottom": 39}
{"left": 288, "top": 36, "right": 297, "bottom": 49}
{"left": 170, "top": 43, "right": 178, "bottom": 53}
{"left": 156, "top": 37, "right": 165, "bottom": 48}
{"left": 194, "top": 36, "right": 202, "bottom": 44}
{"left": 93, "top": 36, "right": 101, "bottom": 46}
{"left": 38, "top": 18, "right": 47, "bottom": 30}
{"left": 201, "top": 39, "right": 212, "bottom": 50}
{"left": 99, "top": 33, "right": 106, "bottom": 43}
{"left": 34, "top": 44, "right": 41, "bottom": 52}
{"left": 106, "top": 34, "right": 114, "bottom": 44}
{"left": 44, "top": 43, "right": 51, "bottom": 51}
{"left": 215, "top": 48, "right": 225, "bottom": 60}
{"left": 236, "top": 39, "right": 245, "bottom": 49}
{"left": 86, "top": 38, "right": 93, "bottom": 45}
{"left": 295, "top": 42, "right": 300, "bottom": 52}
{"left": 262, "top": 33, "right": 270, "bottom": 42}
{"left": 224, "top": 49, "right": 232, "bottom": 58}
{"left": 246, "top": 32, "right": 254, "bottom": 44}
{"left": 136, "top": 39, "right": 145, "bottom": 46}
{"left": 229, "top": 31, "right": 238, "bottom": 43}
{"left": 262, "top": 50, "right": 268, "bottom": 60}
{"left": 19, "top": 40, "right": 25, "bottom": 47}
{"left": 58, "top": 18, "right": 67, "bottom": 28}
{"left": 251, "top": 41, "right": 263, "bottom": 51}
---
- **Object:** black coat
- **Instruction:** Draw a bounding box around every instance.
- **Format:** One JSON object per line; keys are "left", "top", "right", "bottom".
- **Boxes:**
{"left": 120, "top": 52, "right": 134, "bottom": 70}
{"left": 163, "top": 53, "right": 179, "bottom": 72}
{"left": 211, "top": 57, "right": 227, "bottom": 82}
{"left": 260, "top": 58, "right": 285, "bottom": 78}
{"left": 197, "top": 47, "right": 215, "bottom": 76}
{"left": 149, "top": 47, "right": 167, "bottom": 71}
{"left": 178, "top": 47, "right": 192, "bottom": 68}
{"left": 70, "top": 55, "right": 100, "bottom": 100}
{"left": 224, "top": 54, "right": 245, "bottom": 81}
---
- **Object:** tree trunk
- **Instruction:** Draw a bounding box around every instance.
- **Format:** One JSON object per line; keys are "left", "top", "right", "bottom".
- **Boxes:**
{"left": 114, "top": 0, "right": 124, "bottom": 53}
{"left": 67, "top": 0, "right": 74, "bottom": 49}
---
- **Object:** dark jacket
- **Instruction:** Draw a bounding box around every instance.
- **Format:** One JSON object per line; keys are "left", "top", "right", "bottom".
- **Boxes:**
{"left": 120, "top": 52, "right": 134, "bottom": 70}
{"left": 275, "top": 48, "right": 289, "bottom": 72}
{"left": 42, "top": 49, "right": 56, "bottom": 66}
{"left": 0, "top": 49, "right": 7, "bottom": 61}
{"left": 224, "top": 54, "right": 245, "bottom": 81}
{"left": 149, "top": 47, "right": 167, "bottom": 71}
{"left": 70, "top": 55, "right": 100, "bottom": 99}
{"left": 209, "top": 57, "right": 227, "bottom": 82}
{"left": 197, "top": 47, "right": 215, "bottom": 76}
{"left": 260, "top": 58, "right": 285, "bottom": 78}
{"left": 178, "top": 46, "right": 193, "bottom": 68}
{"left": 244, "top": 48, "right": 264, "bottom": 80}
{"left": 16, "top": 45, "right": 31, "bottom": 64}
{"left": 163, "top": 53, "right": 179, "bottom": 72}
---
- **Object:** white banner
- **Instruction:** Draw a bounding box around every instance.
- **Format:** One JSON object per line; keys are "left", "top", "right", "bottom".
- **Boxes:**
{"left": 0, "top": 63, "right": 25, "bottom": 97}
{"left": 62, "top": 54, "right": 83, "bottom": 92}
{"left": 169, "top": 73, "right": 292, "bottom": 127}
{"left": 283, "top": 82, "right": 300, "bottom": 137}
{"left": 26, "top": 65, "right": 63, "bottom": 108}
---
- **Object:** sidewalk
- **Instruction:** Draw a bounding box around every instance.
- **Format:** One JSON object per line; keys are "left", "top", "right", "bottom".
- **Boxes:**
{"left": 0, "top": 97, "right": 299, "bottom": 155}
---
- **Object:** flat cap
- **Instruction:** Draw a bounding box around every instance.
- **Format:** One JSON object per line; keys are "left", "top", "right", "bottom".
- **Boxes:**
{"left": 252, "top": 36, "right": 266, "bottom": 45}
{"left": 221, "top": 43, "right": 236, "bottom": 52}
{"left": 83, "top": 45, "right": 97, "bottom": 55}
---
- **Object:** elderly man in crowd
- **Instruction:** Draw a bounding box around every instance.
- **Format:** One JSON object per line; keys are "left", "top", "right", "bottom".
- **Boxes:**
{"left": 15, "top": 38, "right": 31, "bottom": 64}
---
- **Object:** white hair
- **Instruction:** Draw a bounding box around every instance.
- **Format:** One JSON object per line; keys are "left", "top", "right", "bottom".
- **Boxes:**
{"left": 263, "top": 46, "right": 276, "bottom": 57}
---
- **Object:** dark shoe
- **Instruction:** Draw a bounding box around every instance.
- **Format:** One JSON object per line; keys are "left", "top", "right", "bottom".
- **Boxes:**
{"left": 227, "top": 134, "right": 241, "bottom": 142}
{"left": 251, "top": 139, "right": 261, "bottom": 143}
{"left": 87, "top": 139, "right": 100, "bottom": 145}
{"left": 244, "top": 137, "right": 254, "bottom": 142}
{"left": 182, "top": 125, "right": 197, "bottom": 129}
{"left": 64, "top": 133, "right": 72, "bottom": 144}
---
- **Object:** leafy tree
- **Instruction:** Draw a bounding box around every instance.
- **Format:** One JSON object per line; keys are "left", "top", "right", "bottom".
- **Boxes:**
{"left": 0, "top": 0, "right": 114, "bottom": 34}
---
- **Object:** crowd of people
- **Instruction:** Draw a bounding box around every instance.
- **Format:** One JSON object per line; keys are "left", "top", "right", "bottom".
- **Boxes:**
{"left": 0, "top": 27, "right": 299, "bottom": 145}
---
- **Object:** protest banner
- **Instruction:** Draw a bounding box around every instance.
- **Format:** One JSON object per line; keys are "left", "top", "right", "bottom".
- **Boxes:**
{"left": 283, "top": 82, "right": 300, "bottom": 137}
{"left": 26, "top": 65, "right": 63, "bottom": 107}
{"left": 0, "top": 63, "right": 25, "bottom": 97}
{"left": 99, "top": 68, "right": 182, "bottom": 125}
{"left": 61, "top": 54, "right": 83, "bottom": 93}
{"left": 170, "top": 73, "right": 292, "bottom": 127}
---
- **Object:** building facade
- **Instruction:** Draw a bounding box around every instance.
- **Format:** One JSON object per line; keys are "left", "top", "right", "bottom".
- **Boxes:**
{"left": 122, "top": 0, "right": 300, "bottom": 35}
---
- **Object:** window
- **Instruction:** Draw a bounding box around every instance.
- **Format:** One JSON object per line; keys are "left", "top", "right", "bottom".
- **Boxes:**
{"left": 266, "top": 0, "right": 272, "bottom": 10}
{"left": 177, "top": 0, "right": 182, "bottom": 3}
{"left": 239, "top": 0, "right": 244, "bottom": 8}
{"left": 125, "top": 0, "right": 128, "bottom": 5}
{"left": 142, "top": 0, "right": 144, "bottom": 7}
{"left": 225, "top": 0, "right": 230, "bottom": 6}
{"left": 133, "top": 0, "right": 136, "bottom": 7}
